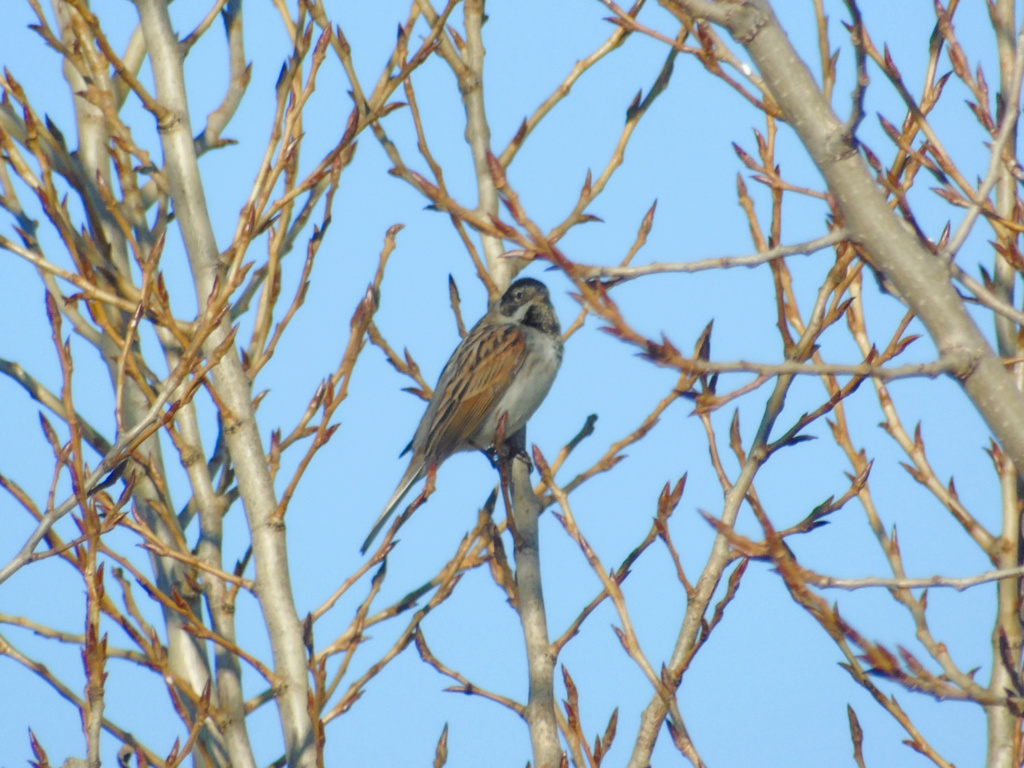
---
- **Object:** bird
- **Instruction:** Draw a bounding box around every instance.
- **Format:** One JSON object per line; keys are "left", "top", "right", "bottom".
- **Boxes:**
{"left": 361, "top": 277, "right": 563, "bottom": 554}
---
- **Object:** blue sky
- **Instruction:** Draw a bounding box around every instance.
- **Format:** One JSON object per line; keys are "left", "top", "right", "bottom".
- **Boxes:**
{"left": 0, "top": 1, "right": 1011, "bottom": 766}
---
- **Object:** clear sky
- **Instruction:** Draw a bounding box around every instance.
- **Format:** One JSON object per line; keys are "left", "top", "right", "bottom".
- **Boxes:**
{"left": 0, "top": 1, "right": 1010, "bottom": 766}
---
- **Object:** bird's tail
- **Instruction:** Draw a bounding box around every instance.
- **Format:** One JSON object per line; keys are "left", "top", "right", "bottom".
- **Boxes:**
{"left": 360, "top": 461, "right": 425, "bottom": 554}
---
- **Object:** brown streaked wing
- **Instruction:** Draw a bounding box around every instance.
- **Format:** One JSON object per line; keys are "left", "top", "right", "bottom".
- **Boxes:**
{"left": 423, "top": 323, "right": 527, "bottom": 459}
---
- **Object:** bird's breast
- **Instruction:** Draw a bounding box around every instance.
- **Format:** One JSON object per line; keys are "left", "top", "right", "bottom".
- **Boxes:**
{"left": 471, "top": 329, "right": 562, "bottom": 447}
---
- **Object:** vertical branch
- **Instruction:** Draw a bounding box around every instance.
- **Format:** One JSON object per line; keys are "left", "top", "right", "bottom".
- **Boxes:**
{"left": 461, "top": 0, "right": 517, "bottom": 292}
{"left": 989, "top": 0, "right": 1020, "bottom": 360}
{"left": 82, "top": 554, "right": 105, "bottom": 768}
{"left": 988, "top": 1, "right": 1024, "bottom": 762}
{"left": 133, "top": 1, "right": 315, "bottom": 766}
{"left": 989, "top": 13, "right": 1024, "bottom": 747}
{"left": 51, "top": 294, "right": 106, "bottom": 768}
{"left": 506, "top": 439, "right": 562, "bottom": 768}
{"left": 981, "top": 3, "right": 1021, "bottom": 766}
{"left": 451, "top": 2, "right": 559, "bottom": 758}
{"left": 990, "top": 442, "right": 1023, "bottom": 768}
{"left": 49, "top": 0, "right": 221, "bottom": 758}
{"left": 50, "top": 0, "right": 129, "bottom": 278}
{"left": 171, "top": 387, "right": 257, "bottom": 768}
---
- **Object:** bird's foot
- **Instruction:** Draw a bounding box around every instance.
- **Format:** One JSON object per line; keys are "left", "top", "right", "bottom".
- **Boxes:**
{"left": 511, "top": 447, "right": 533, "bottom": 472}
{"left": 482, "top": 446, "right": 501, "bottom": 468}
{"left": 481, "top": 445, "right": 533, "bottom": 472}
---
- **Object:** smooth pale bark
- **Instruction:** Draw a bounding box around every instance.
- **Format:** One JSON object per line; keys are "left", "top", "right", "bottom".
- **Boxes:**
{"left": 135, "top": 1, "right": 316, "bottom": 765}
{"left": 51, "top": 1, "right": 223, "bottom": 763}
{"left": 988, "top": 2, "right": 1023, "bottom": 765}
{"left": 510, "top": 448, "right": 561, "bottom": 768}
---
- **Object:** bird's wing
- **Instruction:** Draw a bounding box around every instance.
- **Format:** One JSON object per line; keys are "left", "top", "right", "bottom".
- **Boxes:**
{"left": 422, "top": 322, "right": 527, "bottom": 459}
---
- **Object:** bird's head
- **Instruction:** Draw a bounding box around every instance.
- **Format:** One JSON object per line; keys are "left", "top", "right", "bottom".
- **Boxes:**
{"left": 498, "top": 278, "right": 560, "bottom": 336}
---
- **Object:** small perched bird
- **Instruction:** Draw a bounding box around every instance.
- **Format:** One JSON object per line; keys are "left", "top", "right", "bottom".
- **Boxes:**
{"left": 361, "top": 277, "right": 563, "bottom": 553}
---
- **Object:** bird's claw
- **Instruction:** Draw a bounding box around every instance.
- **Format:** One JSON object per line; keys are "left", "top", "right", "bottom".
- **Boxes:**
{"left": 481, "top": 446, "right": 533, "bottom": 472}
{"left": 482, "top": 447, "right": 501, "bottom": 468}
{"left": 512, "top": 447, "right": 533, "bottom": 472}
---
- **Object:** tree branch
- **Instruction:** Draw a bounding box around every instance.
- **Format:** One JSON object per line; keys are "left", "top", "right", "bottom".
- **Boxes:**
{"left": 134, "top": 0, "right": 316, "bottom": 764}
{"left": 504, "top": 433, "right": 562, "bottom": 768}
{"left": 691, "top": 0, "right": 1024, "bottom": 517}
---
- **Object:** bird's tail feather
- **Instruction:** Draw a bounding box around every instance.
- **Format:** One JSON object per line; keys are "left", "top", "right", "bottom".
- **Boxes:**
{"left": 360, "top": 461, "right": 425, "bottom": 554}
